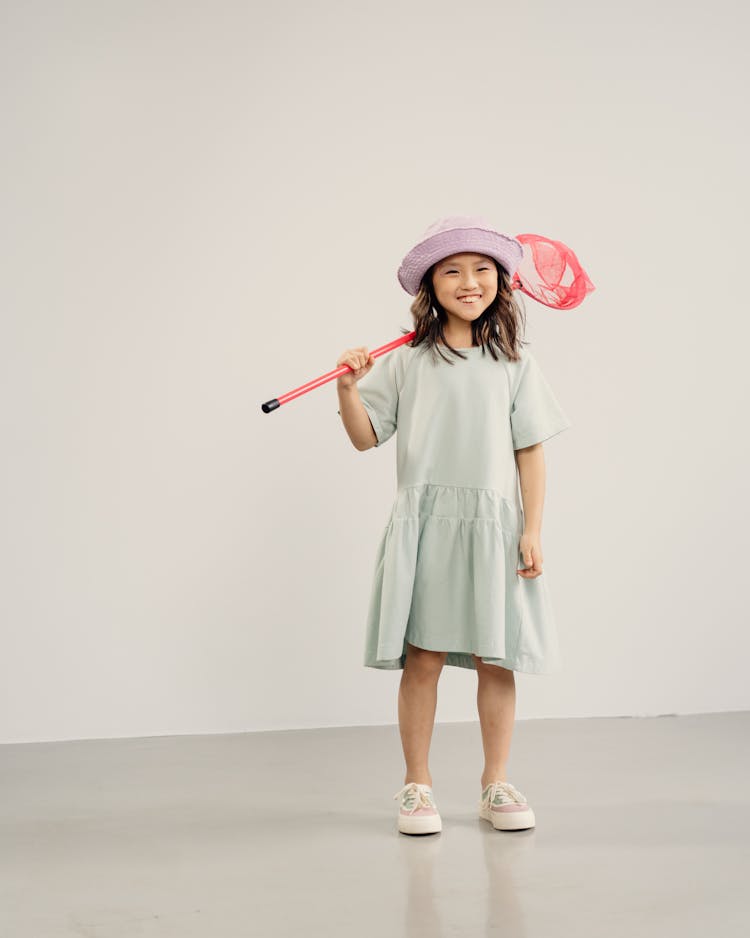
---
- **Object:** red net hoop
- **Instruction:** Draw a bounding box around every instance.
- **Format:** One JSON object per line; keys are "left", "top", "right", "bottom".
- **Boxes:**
{"left": 511, "top": 233, "right": 595, "bottom": 310}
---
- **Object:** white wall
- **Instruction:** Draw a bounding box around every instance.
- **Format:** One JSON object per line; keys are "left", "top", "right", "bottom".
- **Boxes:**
{"left": 1, "top": 0, "right": 747, "bottom": 744}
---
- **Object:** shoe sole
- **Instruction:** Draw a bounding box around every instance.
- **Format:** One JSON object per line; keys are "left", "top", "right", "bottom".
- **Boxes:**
{"left": 479, "top": 804, "right": 536, "bottom": 831}
{"left": 398, "top": 813, "right": 442, "bottom": 835}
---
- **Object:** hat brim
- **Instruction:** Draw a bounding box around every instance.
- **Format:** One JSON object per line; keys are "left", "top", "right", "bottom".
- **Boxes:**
{"left": 397, "top": 228, "right": 523, "bottom": 296}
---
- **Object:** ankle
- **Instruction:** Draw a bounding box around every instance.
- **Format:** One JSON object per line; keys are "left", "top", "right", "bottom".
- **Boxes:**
{"left": 405, "top": 774, "right": 433, "bottom": 787}
{"left": 481, "top": 772, "right": 507, "bottom": 788}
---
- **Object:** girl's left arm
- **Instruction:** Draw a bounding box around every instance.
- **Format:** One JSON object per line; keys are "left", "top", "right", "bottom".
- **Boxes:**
{"left": 514, "top": 443, "right": 546, "bottom": 578}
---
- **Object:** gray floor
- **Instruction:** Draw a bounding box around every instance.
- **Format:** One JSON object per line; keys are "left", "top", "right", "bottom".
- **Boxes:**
{"left": 1, "top": 711, "right": 748, "bottom": 937}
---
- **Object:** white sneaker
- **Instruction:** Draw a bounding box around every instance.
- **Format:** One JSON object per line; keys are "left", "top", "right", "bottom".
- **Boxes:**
{"left": 393, "top": 782, "right": 442, "bottom": 835}
{"left": 479, "top": 780, "right": 536, "bottom": 831}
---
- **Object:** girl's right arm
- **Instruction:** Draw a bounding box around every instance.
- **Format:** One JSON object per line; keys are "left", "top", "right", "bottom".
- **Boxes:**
{"left": 336, "top": 346, "right": 378, "bottom": 451}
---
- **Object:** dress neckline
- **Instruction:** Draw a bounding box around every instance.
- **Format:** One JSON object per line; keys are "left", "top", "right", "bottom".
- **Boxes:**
{"left": 437, "top": 343, "right": 484, "bottom": 351}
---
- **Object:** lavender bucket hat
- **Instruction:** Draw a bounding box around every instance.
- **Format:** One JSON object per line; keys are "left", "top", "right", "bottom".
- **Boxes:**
{"left": 397, "top": 214, "right": 524, "bottom": 296}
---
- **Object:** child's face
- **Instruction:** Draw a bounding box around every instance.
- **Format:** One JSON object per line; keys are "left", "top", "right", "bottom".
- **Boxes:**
{"left": 430, "top": 253, "right": 499, "bottom": 327}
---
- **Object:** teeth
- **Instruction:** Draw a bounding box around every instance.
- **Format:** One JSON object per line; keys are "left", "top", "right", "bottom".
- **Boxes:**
{"left": 460, "top": 296, "right": 480, "bottom": 303}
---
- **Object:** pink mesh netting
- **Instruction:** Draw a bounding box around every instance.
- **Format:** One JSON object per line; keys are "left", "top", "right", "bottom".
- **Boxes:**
{"left": 511, "top": 233, "right": 595, "bottom": 309}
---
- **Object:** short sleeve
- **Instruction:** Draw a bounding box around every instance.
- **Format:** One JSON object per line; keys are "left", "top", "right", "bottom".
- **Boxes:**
{"left": 510, "top": 350, "right": 572, "bottom": 450}
{"left": 337, "top": 349, "right": 399, "bottom": 447}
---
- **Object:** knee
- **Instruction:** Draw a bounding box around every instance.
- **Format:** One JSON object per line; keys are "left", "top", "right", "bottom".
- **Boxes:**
{"left": 405, "top": 642, "right": 447, "bottom": 679}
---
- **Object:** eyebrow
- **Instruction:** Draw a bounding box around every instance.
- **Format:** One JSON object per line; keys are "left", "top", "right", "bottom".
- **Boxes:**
{"left": 438, "top": 257, "right": 492, "bottom": 267}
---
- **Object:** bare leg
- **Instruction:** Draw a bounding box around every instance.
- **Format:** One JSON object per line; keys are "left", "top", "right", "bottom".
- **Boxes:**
{"left": 473, "top": 655, "right": 516, "bottom": 789}
{"left": 398, "top": 642, "right": 447, "bottom": 787}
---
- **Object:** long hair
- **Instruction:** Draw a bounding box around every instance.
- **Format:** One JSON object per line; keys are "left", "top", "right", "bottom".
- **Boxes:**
{"left": 398, "top": 260, "right": 528, "bottom": 365}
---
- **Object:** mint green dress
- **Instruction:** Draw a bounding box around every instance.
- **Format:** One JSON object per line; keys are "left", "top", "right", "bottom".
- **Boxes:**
{"left": 349, "top": 340, "right": 571, "bottom": 674}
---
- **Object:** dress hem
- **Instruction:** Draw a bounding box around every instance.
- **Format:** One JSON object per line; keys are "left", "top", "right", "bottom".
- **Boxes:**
{"left": 364, "top": 648, "right": 562, "bottom": 675}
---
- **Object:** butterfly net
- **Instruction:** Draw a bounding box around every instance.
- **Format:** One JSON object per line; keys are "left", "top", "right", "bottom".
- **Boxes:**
{"left": 512, "top": 233, "right": 595, "bottom": 309}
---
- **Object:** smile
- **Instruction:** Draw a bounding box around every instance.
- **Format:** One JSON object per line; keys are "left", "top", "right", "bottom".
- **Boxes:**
{"left": 458, "top": 295, "right": 481, "bottom": 304}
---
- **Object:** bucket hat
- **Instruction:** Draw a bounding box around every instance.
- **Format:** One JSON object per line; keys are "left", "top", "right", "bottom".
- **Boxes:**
{"left": 397, "top": 214, "right": 524, "bottom": 296}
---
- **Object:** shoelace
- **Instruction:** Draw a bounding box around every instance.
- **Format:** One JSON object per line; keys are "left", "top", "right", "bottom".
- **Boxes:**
{"left": 392, "top": 782, "right": 436, "bottom": 813}
{"left": 484, "top": 780, "right": 527, "bottom": 806}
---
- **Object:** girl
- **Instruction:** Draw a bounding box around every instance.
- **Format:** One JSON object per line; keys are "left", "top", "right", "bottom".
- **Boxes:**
{"left": 335, "top": 215, "right": 571, "bottom": 836}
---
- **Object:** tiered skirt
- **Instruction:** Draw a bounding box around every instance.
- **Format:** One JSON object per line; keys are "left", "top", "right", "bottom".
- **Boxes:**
{"left": 363, "top": 483, "right": 562, "bottom": 673}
